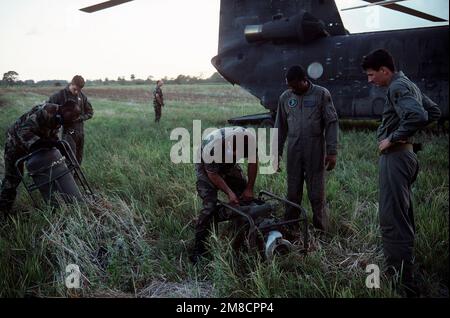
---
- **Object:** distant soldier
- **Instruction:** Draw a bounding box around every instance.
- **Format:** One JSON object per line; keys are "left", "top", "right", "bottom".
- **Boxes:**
{"left": 275, "top": 65, "right": 339, "bottom": 233}
{"left": 361, "top": 49, "right": 441, "bottom": 295}
{"left": 0, "top": 101, "right": 81, "bottom": 214}
{"left": 48, "top": 75, "right": 94, "bottom": 165}
{"left": 191, "top": 127, "right": 258, "bottom": 264}
{"left": 153, "top": 80, "right": 164, "bottom": 123}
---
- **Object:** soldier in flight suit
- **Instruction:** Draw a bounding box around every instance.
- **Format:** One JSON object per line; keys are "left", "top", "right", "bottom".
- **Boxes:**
{"left": 362, "top": 49, "right": 441, "bottom": 295}
{"left": 48, "top": 75, "right": 93, "bottom": 165}
{"left": 275, "top": 65, "right": 339, "bottom": 232}
{"left": 153, "top": 80, "right": 164, "bottom": 123}
{"left": 191, "top": 127, "right": 258, "bottom": 264}
{"left": 0, "top": 100, "right": 81, "bottom": 214}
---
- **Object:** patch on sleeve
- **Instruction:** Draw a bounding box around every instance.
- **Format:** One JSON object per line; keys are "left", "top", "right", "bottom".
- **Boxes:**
{"left": 288, "top": 98, "right": 298, "bottom": 108}
{"left": 391, "top": 84, "right": 409, "bottom": 105}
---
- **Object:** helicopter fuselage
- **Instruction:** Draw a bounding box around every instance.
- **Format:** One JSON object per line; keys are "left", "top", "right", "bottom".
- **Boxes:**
{"left": 213, "top": 25, "right": 448, "bottom": 121}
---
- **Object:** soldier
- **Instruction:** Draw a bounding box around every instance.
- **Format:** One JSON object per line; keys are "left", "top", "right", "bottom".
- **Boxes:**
{"left": 48, "top": 75, "right": 93, "bottom": 165}
{"left": 0, "top": 100, "right": 81, "bottom": 214}
{"left": 153, "top": 80, "right": 164, "bottom": 123}
{"left": 275, "top": 65, "right": 339, "bottom": 233}
{"left": 361, "top": 49, "right": 441, "bottom": 295}
{"left": 191, "top": 127, "right": 258, "bottom": 264}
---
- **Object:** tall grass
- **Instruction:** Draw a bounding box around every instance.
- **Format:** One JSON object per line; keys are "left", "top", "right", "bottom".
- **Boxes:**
{"left": 0, "top": 85, "right": 448, "bottom": 298}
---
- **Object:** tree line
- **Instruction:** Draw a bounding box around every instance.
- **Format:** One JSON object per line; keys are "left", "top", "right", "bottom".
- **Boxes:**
{"left": 1, "top": 71, "right": 227, "bottom": 87}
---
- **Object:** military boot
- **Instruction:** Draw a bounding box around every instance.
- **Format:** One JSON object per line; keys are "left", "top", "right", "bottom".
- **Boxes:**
{"left": 384, "top": 263, "right": 420, "bottom": 298}
{"left": 400, "top": 264, "right": 420, "bottom": 298}
{"left": 0, "top": 189, "right": 16, "bottom": 216}
{"left": 190, "top": 231, "right": 208, "bottom": 265}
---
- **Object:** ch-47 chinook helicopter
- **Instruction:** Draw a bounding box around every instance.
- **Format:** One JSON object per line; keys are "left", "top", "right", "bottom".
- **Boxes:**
{"left": 80, "top": 0, "right": 449, "bottom": 126}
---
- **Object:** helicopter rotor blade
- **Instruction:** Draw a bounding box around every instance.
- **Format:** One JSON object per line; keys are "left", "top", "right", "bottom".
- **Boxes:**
{"left": 341, "top": 0, "right": 406, "bottom": 11}
{"left": 80, "top": 0, "right": 134, "bottom": 13}
{"left": 342, "top": 0, "right": 447, "bottom": 22}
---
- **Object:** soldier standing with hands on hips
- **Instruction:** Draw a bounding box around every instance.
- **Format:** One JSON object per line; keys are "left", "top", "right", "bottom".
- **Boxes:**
{"left": 361, "top": 49, "right": 441, "bottom": 296}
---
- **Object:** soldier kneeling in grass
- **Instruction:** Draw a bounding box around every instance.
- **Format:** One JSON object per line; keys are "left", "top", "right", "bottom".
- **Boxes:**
{"left": 191, "top": 127, "right": 258, "bottom": 264}
{"left": 0, "top": 100, "right": 81, "bottom": 216}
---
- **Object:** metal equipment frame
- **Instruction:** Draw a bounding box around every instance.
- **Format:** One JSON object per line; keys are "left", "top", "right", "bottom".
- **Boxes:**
{"left": 15, "top": 140, "right": 94, "bottom": 206}
{"left": 218, "top": 190, "right": 309, "bottom": 255}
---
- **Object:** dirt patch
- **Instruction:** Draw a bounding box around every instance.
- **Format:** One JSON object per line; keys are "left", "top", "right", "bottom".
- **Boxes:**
{"left": 89, "top": 280, "right": 215, "bottom": 298}
{"left": 137, "top": 279, "right": 215, "bottom": 298}
{"left": 1, "top": 86, "right": 257, "bottom": 105}
{"left": 82, "top": 87, "right": 256, "bottom": 105}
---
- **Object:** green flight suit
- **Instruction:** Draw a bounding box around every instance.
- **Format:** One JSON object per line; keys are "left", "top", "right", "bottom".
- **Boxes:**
{"left": 377, "top": 71, "right": 441, "bottom": 274}
{"left": 275, "top": 82, "right": 339, "bottom": 231}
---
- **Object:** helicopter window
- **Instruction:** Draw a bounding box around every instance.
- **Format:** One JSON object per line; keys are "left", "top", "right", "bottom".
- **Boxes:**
{"left": 307, "top": 62, "right": 324, "bottom": 80}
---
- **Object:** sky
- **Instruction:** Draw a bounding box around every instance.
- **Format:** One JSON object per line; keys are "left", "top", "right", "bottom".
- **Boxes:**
{"left": 0, "top": 0, "right": 448, "bottom": 81}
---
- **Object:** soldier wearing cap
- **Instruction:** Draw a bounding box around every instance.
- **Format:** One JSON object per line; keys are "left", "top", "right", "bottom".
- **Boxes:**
{"left": 48, "top": 75, "right": 93, "bottom": 164}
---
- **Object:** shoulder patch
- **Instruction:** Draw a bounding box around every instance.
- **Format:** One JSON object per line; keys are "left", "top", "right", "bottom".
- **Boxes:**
{"left": 390, "top": 83, "right": 409, "bottom": 105}
{"left": 288, "top": 98, "right": 298, "bottom": 108}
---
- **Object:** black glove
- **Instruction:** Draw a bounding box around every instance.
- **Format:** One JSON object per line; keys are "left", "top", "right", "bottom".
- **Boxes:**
{"left": 29, "top": 139, "right": 59, "bottom": 152}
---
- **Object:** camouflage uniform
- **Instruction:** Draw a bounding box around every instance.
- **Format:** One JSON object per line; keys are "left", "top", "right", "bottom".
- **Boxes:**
{"left": 275, "top": 81, "right": 339, "bottom": 231}
{"left": 153, "top": 86, "right": 164, "bottom": 123}
{"left": 0, "top": 103, "right": 62, "bottom": 212}
{"left": 193, "top": 128, "right": 248, "bottom": 255}
{"left": 48, "top": 86, "right": 93, "bottom": 164}
{"left": 377, "top": 71, "right": 441, "bottom": 275}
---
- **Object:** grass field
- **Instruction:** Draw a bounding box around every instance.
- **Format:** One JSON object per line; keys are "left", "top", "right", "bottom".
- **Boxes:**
{"left": 0, "top": 84, "right": 448, "bottom": 298}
